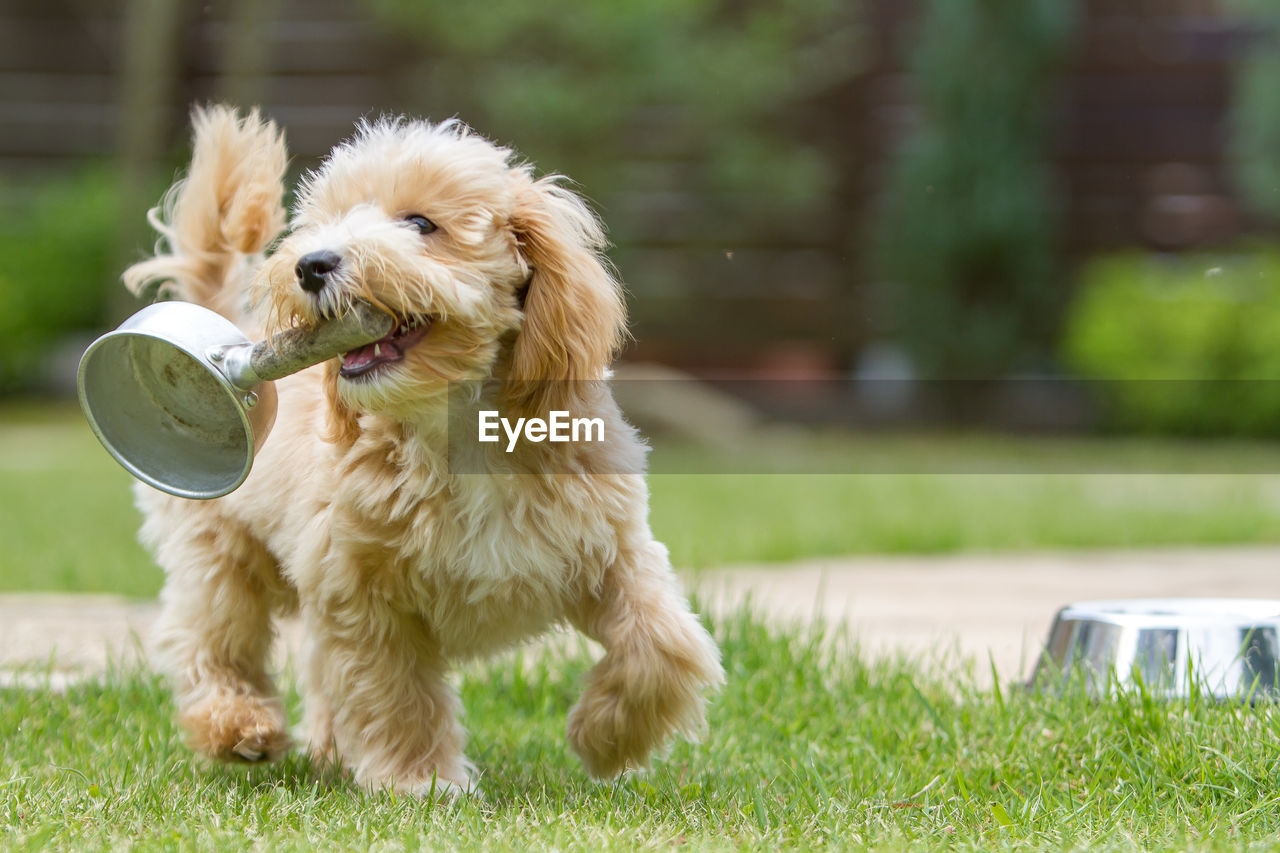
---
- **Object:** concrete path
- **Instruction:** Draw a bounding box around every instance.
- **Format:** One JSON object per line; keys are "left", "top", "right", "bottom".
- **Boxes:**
{"left": 697, "top": 546, "right": 1280, "bottom": 680}
{"left": 3, "top": 546, "right": 1279, "bottom": 688}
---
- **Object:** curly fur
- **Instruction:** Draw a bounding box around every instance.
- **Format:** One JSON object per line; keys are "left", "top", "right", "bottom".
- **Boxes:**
{"left": 124, "top": 105, "right": 723, "bottom": 796}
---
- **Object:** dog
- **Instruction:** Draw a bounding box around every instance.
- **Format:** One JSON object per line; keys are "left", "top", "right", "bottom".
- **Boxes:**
{"left": 122, "top": 105, "right": 723, "bottom": 796}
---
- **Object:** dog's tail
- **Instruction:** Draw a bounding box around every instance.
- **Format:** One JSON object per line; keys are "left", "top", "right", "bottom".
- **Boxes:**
{"left": 123, "top": 105, "right": 288, "bottom": 325}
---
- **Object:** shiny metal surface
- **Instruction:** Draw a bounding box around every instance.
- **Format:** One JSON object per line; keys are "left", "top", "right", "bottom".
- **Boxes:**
{"left": 1032, "top": 598, "right": 1280, "bottom": 699}
{"left": 76, "top": 301, "right": 393, "bottom": 500}
{"left": 77, "top": 302, "right": 277, "bottom": 499}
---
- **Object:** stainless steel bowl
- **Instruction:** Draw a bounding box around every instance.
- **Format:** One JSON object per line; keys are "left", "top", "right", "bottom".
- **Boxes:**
{"left": 1032, "top": 598, "right": 1280, "bottom": 700}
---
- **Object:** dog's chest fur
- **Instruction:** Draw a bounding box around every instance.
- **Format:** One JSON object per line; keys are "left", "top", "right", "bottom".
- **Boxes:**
{"left": 287, "top": 422, "right": 635, "bottom": 657}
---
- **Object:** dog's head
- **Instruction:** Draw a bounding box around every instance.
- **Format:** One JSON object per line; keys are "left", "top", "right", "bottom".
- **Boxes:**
{"left": 257, "top": 118, "right": 626, "bottom": 441}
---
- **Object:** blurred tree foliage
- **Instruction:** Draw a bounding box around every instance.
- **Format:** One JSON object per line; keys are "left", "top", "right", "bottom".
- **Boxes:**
{"left": 0, "top": 168, "right": 119, "bottom": 395}
{"left": 874, "top": 0, "right": 1073, "bottom": 379}
{"left": 1229, "top": 0, "right": 1280, "bottom": 221}
{"left": 361, "top": 0, "right": 861, "bottom": 229}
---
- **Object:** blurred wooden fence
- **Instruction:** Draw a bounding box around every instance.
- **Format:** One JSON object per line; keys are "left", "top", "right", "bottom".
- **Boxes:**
{"left": 0, "top": 0, "right": 419, "bottom": 166}
{"left": 0, "top": 0, "right": 1263, "bottom": 372}
{"left": 847, "top": 0, "right": 1252, "bottom": 261}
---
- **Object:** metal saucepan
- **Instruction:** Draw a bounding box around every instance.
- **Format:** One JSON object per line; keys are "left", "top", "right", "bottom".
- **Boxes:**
{"left": 77, "top": 301, "right": 392, "bottom": 500}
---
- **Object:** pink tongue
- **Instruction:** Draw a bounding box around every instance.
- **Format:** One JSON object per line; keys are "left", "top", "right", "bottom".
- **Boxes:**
{"left": 342, "top": 343, "right": 380, "bottom": 371}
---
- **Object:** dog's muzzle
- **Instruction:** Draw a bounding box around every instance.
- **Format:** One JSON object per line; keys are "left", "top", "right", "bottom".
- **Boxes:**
{"left": 296, "top": 250, "right": 342, "bottom": 293}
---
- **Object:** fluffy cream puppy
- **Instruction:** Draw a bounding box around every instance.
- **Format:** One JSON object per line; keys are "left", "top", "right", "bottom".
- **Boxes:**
{"left": 122, "top": 106, "right": 723, "bottom": 796}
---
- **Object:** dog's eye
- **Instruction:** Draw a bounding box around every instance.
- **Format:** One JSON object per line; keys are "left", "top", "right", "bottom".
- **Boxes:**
{"left": 404, "top": 214, "right": 437, "bottom": 235}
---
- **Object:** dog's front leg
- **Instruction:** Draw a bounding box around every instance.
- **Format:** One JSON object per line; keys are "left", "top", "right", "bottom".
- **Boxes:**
{"left": 567, "top": 540, "right": 724, "bottom": 778}
{"left": 305, "top": 594, "right": 474, "bottom": 797}
{"left": 147, "top": 509, "right": 292, "bottom": 763}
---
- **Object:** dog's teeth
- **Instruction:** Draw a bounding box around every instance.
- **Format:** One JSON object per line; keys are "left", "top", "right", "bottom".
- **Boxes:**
{"left": 374, "top": 343, "right": 382, "bottom": 358}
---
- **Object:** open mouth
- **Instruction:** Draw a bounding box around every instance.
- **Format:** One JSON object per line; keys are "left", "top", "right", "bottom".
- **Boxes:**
{"left": 339, "top": 314, "right": 433, "bottom": 379}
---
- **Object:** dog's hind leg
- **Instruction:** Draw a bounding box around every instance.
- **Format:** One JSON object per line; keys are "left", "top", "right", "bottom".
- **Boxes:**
{"left": 144, "top": 497, "right": 293, "bottom": 763}
{"left": 567, "top": 540, "right": 724, "bottom": 779}
{"left": 305, "top": 598, "right": 475, "bottom": 797}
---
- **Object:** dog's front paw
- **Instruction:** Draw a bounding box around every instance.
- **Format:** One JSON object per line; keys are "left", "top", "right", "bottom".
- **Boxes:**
{"left": 567, "top": 633, "right": 723, "bottom": 779}
{"left": 404, "top": 775, "right": 484, "bottom": 802}
{"left": 179, "top": 692, "right": 291, "bottom": 763}
{"left": 567, "top": 688, "right": 639, "bottom": 779}
{"left": 353, "top": 758, "right": 478, "bottom": 801}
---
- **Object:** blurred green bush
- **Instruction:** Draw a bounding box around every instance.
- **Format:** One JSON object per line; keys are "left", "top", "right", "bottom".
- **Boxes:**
{"left": 1063, "top": 249, "right": 1280, "bottom": 435}
{"left": 0, "top": 168, "right": 119, "bottom": 395}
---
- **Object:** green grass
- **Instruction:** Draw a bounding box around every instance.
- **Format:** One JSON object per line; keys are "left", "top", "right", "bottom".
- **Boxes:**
{"left": 6, "top": 611, "right": 1280, "bottom": 850}
{"left": 650, "top": 471, "right": 1280, "bottom": 567}
{"left": 650, "top": 430, "right": 1280, "bottom": 567}
{"left": 10, "top": 402, "right": 1280, "bottom": 848}
{"left": 9, "top": 402, "right": 1280, "bottom": 595}
{"left": 0, "top": 402, "right": 156, "bottom": 596}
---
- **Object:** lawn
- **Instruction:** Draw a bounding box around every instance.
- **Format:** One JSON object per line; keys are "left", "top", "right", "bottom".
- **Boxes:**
{"left": 5, "top": 611, "right": 1280, "bottom": 850}
{"left": 8, "top": 402, "right": 1280, "bottom": 849}
{"left": 7, "top": 402, "right": 1280, "bottom": 596}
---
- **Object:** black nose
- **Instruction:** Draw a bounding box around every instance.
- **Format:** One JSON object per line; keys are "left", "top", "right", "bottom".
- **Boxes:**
{"left": 295, "top": 250, "right": 342, "bottom": 293}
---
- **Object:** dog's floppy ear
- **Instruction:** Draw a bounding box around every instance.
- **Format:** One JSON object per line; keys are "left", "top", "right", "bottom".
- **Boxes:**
{"left": 506, "top": 175, "right": 627, "bottom": 412}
